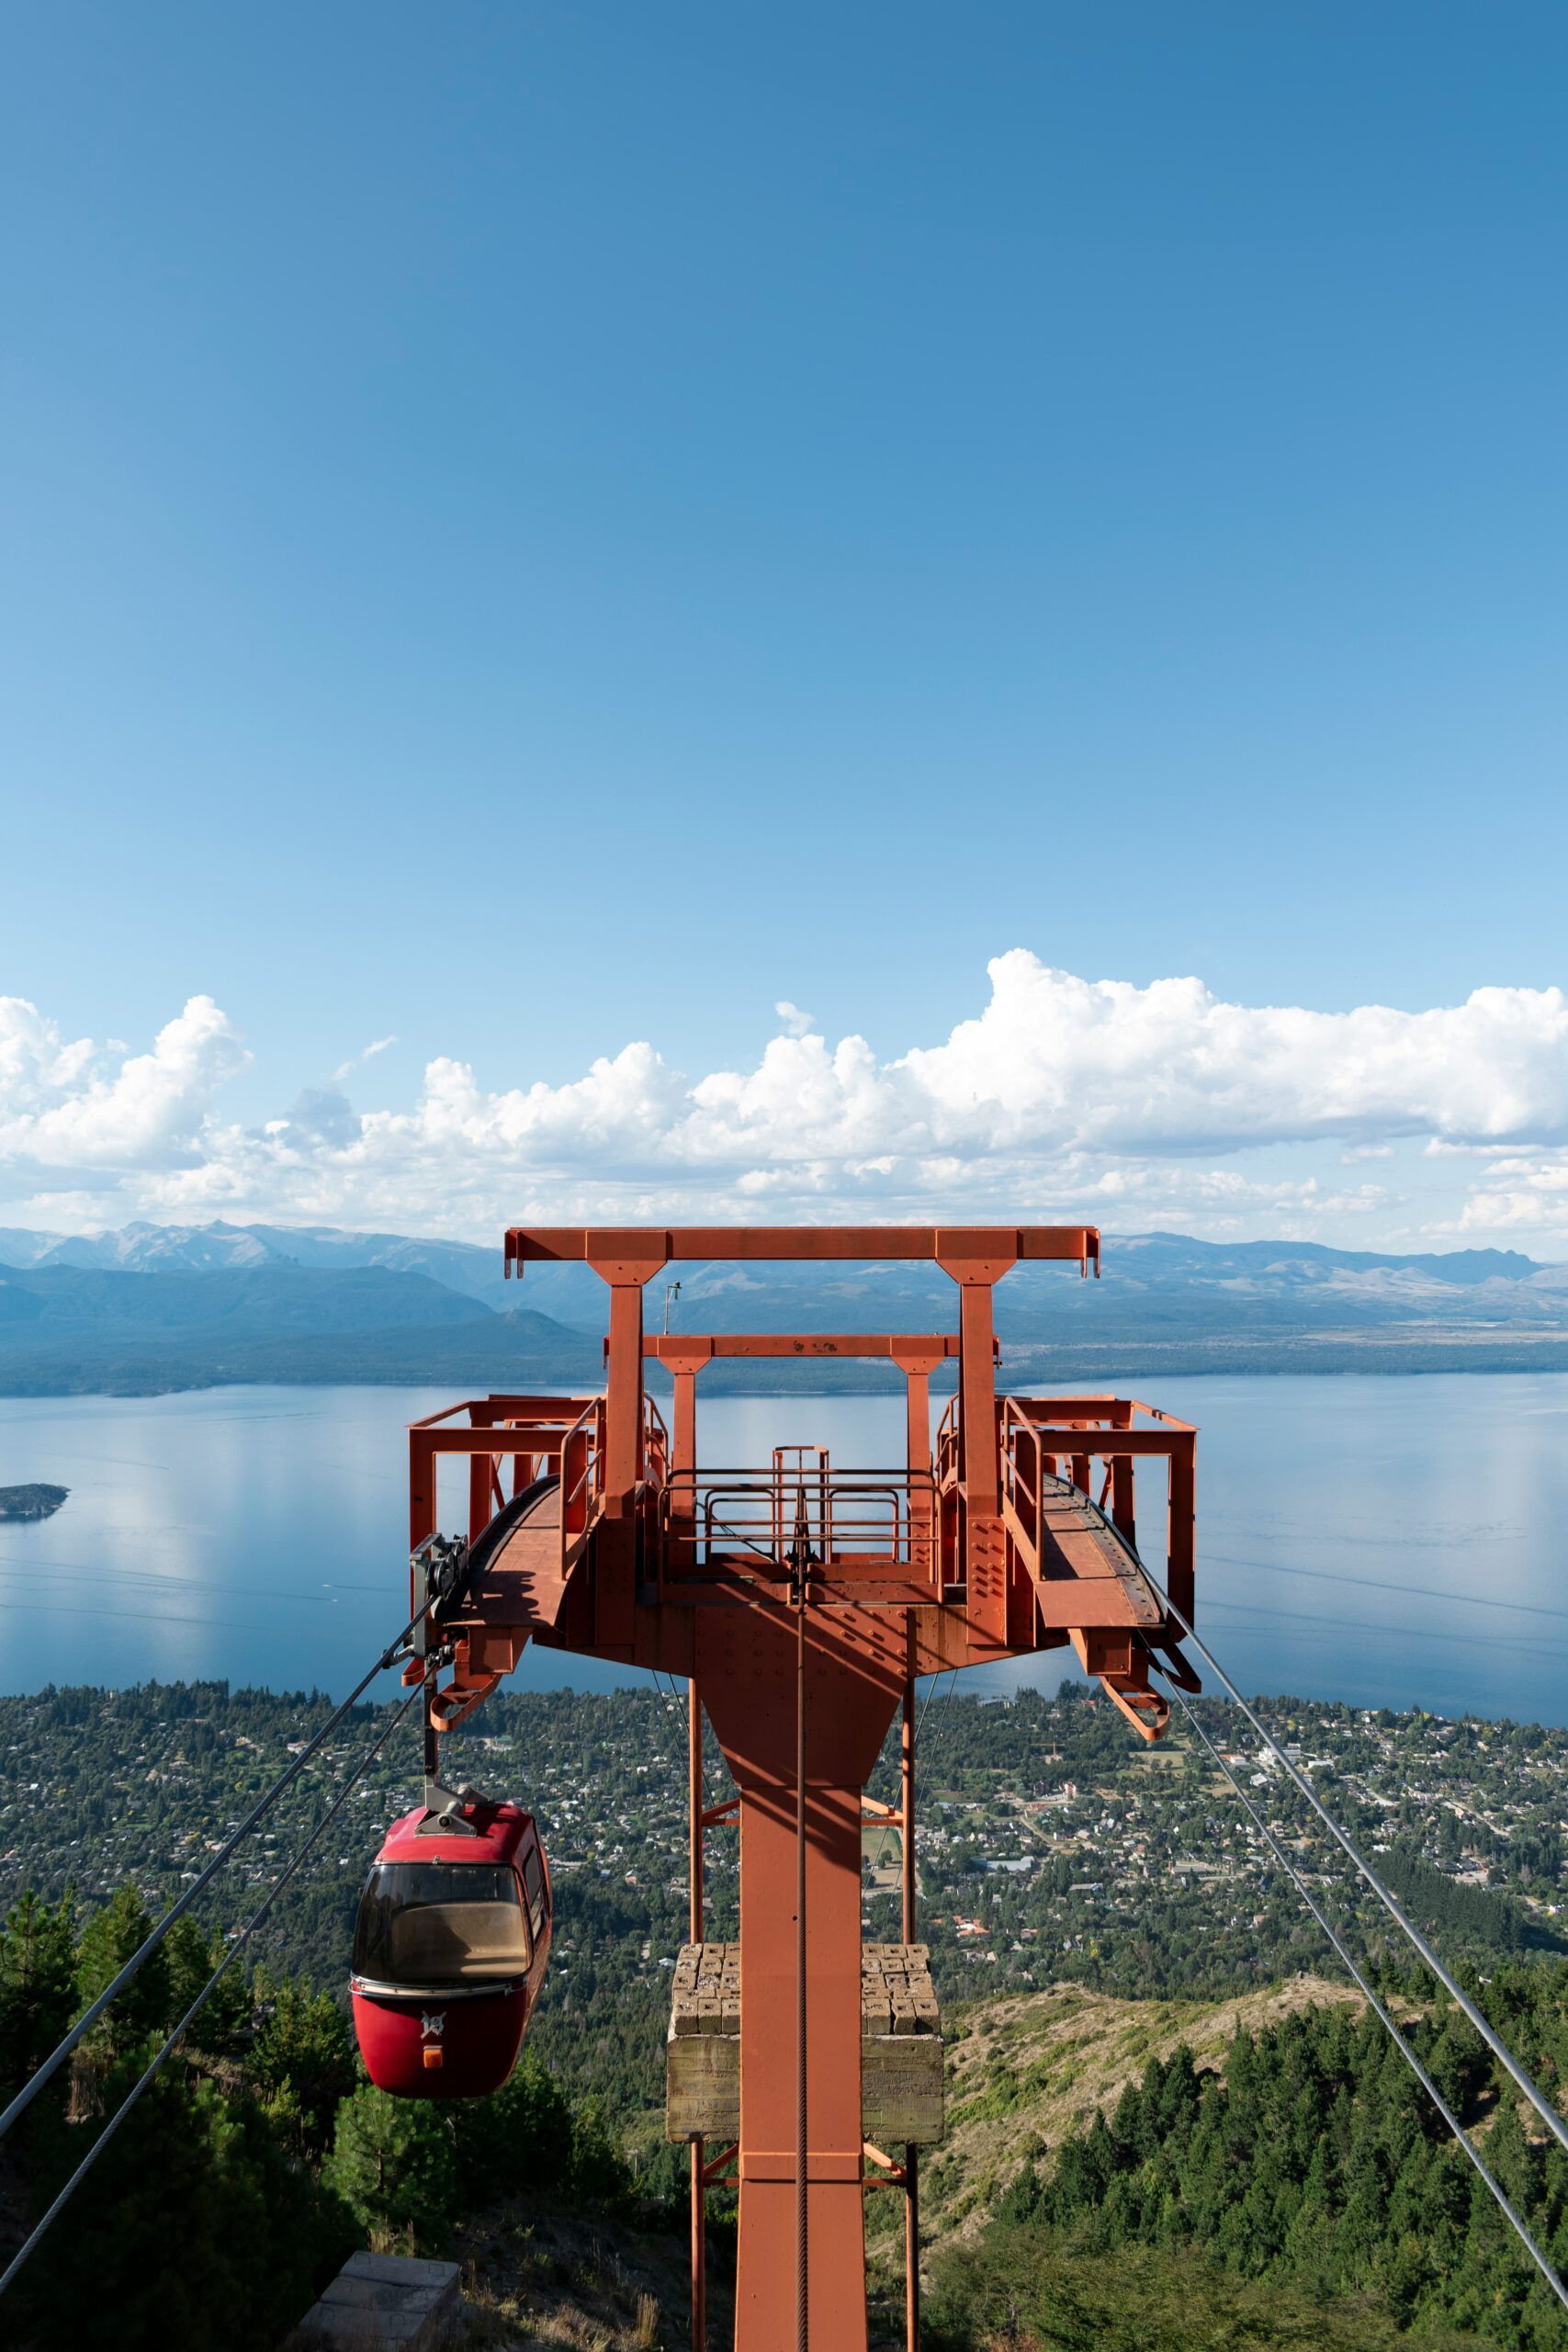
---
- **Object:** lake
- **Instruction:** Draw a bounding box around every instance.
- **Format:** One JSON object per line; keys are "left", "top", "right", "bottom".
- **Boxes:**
{"left": 2, "top": 1376, "right": 1566, "bottom": 1723}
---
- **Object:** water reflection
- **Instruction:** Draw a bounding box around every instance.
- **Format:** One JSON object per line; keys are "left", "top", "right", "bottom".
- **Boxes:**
{"left": 1, "top": 1376, "right": 1564, "bottom": 1722}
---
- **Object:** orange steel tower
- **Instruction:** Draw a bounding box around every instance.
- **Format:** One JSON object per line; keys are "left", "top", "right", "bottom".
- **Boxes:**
{"left": 405, "top": 1227, "right": 1199, "bottom": 2350}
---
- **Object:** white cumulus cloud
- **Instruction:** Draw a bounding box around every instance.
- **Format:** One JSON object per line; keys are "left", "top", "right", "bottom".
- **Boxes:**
{"left": 0, "top": 995, "right": 248, "bottom": 1172}
{"left": 4, "top": 956, "right": 1568, "bottom": 1247}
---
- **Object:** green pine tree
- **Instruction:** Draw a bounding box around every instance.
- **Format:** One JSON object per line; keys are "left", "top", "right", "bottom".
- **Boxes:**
{"left": 0, "top": 1887, "right": 76, "bottom": 2098}
{"left": 11, "top": 2058, "right": 354, "bottom": 2352}
{"left": 73, "top": 1885, "right": 171, "bottom": 2056}
{"left": 324, "top": 2084, "right": 458, "bottom": 2247}
{"left": 450, "top": 2043, "right": 575, "bottom": 2200}
{"left": 246, "top": 1976, "right": 355, "bottom": 2155}
{"left": 160, "top": 1915, "right": 250, "bottom": 2049}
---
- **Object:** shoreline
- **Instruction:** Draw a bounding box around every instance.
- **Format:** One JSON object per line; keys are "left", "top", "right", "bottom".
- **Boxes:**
{"left": 6, "top": 1335, "right": 1568, "bottom": 1398}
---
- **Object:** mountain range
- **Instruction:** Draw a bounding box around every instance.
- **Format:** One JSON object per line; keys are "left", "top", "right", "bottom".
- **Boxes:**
{"left": 0, "top": 1217, "right": 1566, "bottom": 1394}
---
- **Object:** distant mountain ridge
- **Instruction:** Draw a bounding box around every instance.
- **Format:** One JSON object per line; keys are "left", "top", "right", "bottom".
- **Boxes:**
{"left": 0, "top": 1217, "right": 1564, "bottom": 1394}
{"left": 0, "top": 1262, "right": 492, "bottom": 1337}
{"left": 0, "top": 1216, "right": 513, "bottom": 1306}
{"left": 0, "top": 1223, "right": 596, "bottom": 1395}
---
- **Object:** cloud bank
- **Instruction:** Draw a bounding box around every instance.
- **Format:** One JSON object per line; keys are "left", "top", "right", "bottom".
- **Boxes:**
{"left": 4, "top": 955, "right": 1567, "bottom": 1249}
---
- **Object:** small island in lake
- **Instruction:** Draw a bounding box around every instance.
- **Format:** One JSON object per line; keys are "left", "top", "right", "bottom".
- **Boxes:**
{"left": 0, "top": 1482, "right": 68, "bottom": 1521}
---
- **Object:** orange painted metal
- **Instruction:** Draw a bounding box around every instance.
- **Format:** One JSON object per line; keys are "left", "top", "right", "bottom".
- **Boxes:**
{"left": 412, "top": 1226, "right": 1196, "bottom": 2350}
{"left": 901, "top": 1665, "right": 919, "bottom": 2352}
{"left": 691, "top": 1679, "right": 706, "bottom": 2350}
{"left": 506, "top": 1224, "right": 1100, "bottom": 1272}
{"left": 701, "top": 1596, "right": 902, "bottom": 2348}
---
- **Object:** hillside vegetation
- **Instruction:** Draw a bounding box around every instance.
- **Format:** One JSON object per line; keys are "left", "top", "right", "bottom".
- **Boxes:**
{"left": 895, "top": 1975, "right": 1372, "bottom": 2240}
{"left": 6, "top": 1681, "right": 1568, "bottom": 2345}
{"left": 908, "top": 1972, "right": 1568, "bottom": 2351}
{"left": 6, "top": 1869, "right": 1568, "bottom": 2347}
{"left": 923, "top": 2233, "right": 1499, "bottom": 2351}
{"left": 6, "top": 1679, "right": 1568, "bottom": 2120}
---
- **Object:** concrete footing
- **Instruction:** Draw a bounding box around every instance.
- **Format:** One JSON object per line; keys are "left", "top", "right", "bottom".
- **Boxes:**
{"left": 292, "top": 2248, "right": 462, "bottom": 2348}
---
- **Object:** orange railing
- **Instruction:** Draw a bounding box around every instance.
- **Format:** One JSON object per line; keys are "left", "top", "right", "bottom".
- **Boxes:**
{"left": 656, "top": 1463, "right": 940, "bottom": 1587}
{"left": 557, "top": 1396, "right": 604, "bottom": 1576}
{"left": 997, "top": 1395, "right": 1196, "bottom": 1622}
{"left": 406, "top": 1385, "right": 1192, "bottom": 1623}
{"left": 407, "top": 1394, "right": 595, "bottom": 1613}
{"left": 407, "top": 1387, "right": 673, "bottom": 1602}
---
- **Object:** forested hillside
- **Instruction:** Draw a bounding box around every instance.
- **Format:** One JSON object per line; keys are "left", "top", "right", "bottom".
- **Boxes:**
{"left": 7, "top": 1680, "right": 1568, "bottom": 2345}
{"left": 6, "top": 1679, "right": 1568, "bottom": 2118}
{"left": 6, "top": 1873, "right": 1568, "bottom": 2349}
{"left": 0, "top": 1878, "right": 684, "bottom": 2351}
{"left": 930, "top": 1975, "right": 1568, "bottom": 2350}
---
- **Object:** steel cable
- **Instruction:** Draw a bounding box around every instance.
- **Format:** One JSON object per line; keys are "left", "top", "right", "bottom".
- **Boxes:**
{"left": 0, "top": 1686, "right": 421, "bottom": 2301}
{"left": 795, "top": 1566, "right": 808, "bottom": 2352}
{"left": 1128, "top": 1558, "right": 1568, "bottom": 2163}
{"left": 703, "top": 1507, "right": 792, "bottom": 1571}
{"left": 1043, "top": 1464, "right": 1568, "bottom": 2168}
{"left": 865, "top": 1668, "right": 956, "bottom": 1884}
{"left": 650, "top": 1668, "right": 714, "bottom": 1813}
{"left": 1169, "top": 1681, "right": 1568, "bottom": 2315}
{"left": 0, "top": 1600, "right": 426, "bottom": 2145}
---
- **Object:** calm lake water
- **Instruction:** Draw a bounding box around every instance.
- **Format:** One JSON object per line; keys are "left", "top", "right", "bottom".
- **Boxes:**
{"left": 2, "top": 1377, "right": 1566, "bottom": 1723}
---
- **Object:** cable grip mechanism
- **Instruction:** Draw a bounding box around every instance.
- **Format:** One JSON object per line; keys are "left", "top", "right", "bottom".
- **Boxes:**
{"left": 411, "top": 1532, "right": 484, "bottom": 1834}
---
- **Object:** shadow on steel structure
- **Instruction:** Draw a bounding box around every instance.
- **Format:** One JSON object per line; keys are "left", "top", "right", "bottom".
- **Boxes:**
{"left": 404, "top": 1226, "right": 1199, "bottom": 2352}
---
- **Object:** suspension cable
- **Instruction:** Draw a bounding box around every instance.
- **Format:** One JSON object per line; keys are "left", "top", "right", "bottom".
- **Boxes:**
{"left": 705, "top": 1508, "right": 791, "bottom": 1570}
{"left": 0, "top": 1686, "right": 421, "bottom": 2302}
{"left": 909, "top": 1665, "right": 959, "bottom": 1775}
{"left": 1130, "top": 1561, "right": 1568, "bottom": 2162}
{"left": 649, "top": 1668, "right": 712, "bottom": 1810}
{"left": 866, "top": 1667, "right": 957, "bottom": 1883}
{"left": 0, "top": 1600, "right": 426, "bottom": 2145}
{"left": 651, "top": 1669, "right": 696, "bottom": 1804}
{"left": 795, "top": 1544, "right": 809, "bottom": 2352}
{"left": 1051, "top": 1460, "right": 1568, "bottom": 2165}
{"left": 1169, "top": 1681, "right": 1568, "bottom": 2313}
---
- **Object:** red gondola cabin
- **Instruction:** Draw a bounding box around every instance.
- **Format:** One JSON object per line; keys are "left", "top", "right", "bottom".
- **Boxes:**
{"left": 351, "top": 1800, "right": 550, "bottom": 2098}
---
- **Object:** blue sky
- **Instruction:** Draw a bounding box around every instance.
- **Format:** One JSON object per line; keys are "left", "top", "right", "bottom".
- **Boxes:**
{"left": 4, "top": 3, "right": 1567, "bottom": 1251}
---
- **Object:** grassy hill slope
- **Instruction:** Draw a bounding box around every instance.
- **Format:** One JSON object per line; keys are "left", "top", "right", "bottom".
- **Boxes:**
{"left": 880, "top": 1971, "right": 1568, "bottom": 2352}
{"left": 904, "top": 1974, "right": 1371, "bottom": 2244}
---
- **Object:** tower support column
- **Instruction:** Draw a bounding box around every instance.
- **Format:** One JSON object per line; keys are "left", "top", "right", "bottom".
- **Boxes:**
{"left": 700, "top": 1604, "right": 902, "bottom": 2352}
